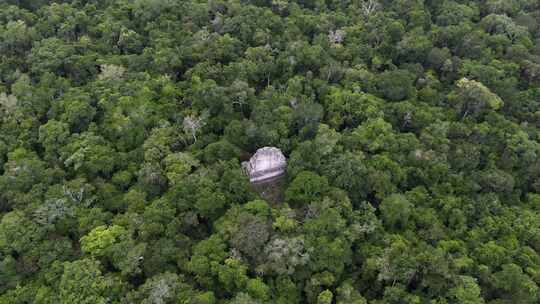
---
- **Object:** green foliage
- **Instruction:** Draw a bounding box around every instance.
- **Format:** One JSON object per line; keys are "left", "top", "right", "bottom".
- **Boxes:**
{"left": 0, "top": 1, "right": 539, "bottom": 303}
{"left": 80, "top": 225, "right": 127, "bottom": 257}
{"left": 376, "top": 70, "right": 416, "bottom": 101}
{"left": 285, "top": 171, "right": 330, "bottom": 205}
{"left": 59, "top": 259, "right": 109, "bottom": 304}
{"left": 163, "top": 152, "right": 199, "bottom": 185}
{"left": 451, "top": 77, "right": 504, "bottom": 119}
{"left": 492, "top": 263, "right": 539, "bottom": 303}
{"left": 0, "top": 211, "right": 37, "bottom": 254}
{"left": 380, "top": 194, "right": 413, "bottom": 230}
{"left": 317, "top": 289, "right": 333, "bottom": 304}
{"left": 124, "top": 272, "right": 196, "bottom": 304}
{"left": 448, "top": 276, "right": 484, "bottom": 304}
{"left": 246, "top": 278, "right": 270, "bottom": 301}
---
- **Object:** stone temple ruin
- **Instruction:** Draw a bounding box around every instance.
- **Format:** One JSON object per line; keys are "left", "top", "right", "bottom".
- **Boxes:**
{"left": 242, "top": 147, "right": 287, "bottom": 183}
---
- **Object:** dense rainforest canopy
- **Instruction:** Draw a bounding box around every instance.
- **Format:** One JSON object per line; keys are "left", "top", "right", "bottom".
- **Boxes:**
{"left": 0, "top": 0, "right": 539, "bottom": 303}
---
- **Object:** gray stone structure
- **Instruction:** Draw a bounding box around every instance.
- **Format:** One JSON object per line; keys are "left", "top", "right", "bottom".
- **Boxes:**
{"left": 242, "top": 147, "right": 287, "bottom": 183}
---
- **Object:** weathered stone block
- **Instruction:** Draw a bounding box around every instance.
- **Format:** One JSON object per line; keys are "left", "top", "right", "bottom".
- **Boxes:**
{"left": 242, "top": 147, "right": 287, "bottom": 183}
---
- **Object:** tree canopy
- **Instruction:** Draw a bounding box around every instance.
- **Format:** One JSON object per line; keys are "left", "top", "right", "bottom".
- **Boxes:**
{"left": 0, "top": 0, "right": 539, "bottom": 303}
